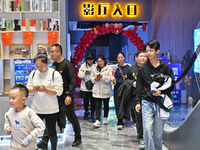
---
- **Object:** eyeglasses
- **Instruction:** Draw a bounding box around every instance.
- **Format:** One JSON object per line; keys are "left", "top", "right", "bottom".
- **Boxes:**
{"left": 48, "top": 50, "right": 59, "bottom": 55}
{"left": 145, "top": 50, "right": 155, "bottom": 53}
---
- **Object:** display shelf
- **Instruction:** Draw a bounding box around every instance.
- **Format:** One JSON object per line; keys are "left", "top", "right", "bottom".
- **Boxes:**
{"left": 0, "top": 0, "right": 60, "bottom": 94}
{"left": 0, "top": 12, "right": 20, "bottom": 18}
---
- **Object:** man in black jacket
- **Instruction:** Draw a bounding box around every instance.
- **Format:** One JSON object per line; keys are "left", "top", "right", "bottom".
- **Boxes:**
{"left": 135, "top": 40, "right": 174, "bottom": 150}
{"left": 37, "top": 44, "right": 82, "bottom": 149}
{"left": 126, "top": 50, "right": 147, "bottom": 149}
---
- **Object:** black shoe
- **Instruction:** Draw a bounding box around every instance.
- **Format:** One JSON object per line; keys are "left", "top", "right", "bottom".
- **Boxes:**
{"left": 90, "top": 115, "right": 95, "bottom": 123}
{"left": 72, "top": 139, "right": 82, "bottom": 147}
{"left": 83, "top": 112, "right": 89, "bottom": 120}
{"left": 37, "top": 141, "right": 47, "bottom": 149}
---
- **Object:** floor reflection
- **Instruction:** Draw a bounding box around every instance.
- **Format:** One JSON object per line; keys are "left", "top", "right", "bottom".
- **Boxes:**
{"left": 0, "top": 108, "right": 170, "bottom": 150}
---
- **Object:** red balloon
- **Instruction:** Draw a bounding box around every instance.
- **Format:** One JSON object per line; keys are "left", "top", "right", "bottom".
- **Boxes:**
{"left": 133, "top": 41, "right": 137, "bottom": 45}
{"left": 134, "top": 33, "right": 138, "bottom": 37}
{"left": 132, "top": 30, "right": 136, "bottom": 34}
{"left": 86, "top": 43, "right": 90, "bottom": 47}
{"left": 83, "top": 35, "right": 87, "bottom": 39}
{"left": 80, "top": 37, "right": 84, "bottom": 42}
{"left": 89, "top": 38, "right": 93, "bottom": 43}
{"left": 82, "top": 44, "right": 86, "bottom": 48}
{"left": 89, "top": 29, "right": 94, "bottom": 34}
{"left": 84, "top": 39, "right": 89, "bottom": 44}
{"left": 102, "top": 24, "right": 105, "bottom": 28}
{"left": 96, "top": 25, "right": 101, "bottom": 30}
{"left": 106, "top": 28, "right": 111, "bottom": 34}
{"left": 92, "top": 34, "right": 97, "bottom": 39}
{"left": 122, "top": 30, "right": 128, "bottom": 36}
{"left": 75, "top": 47, "right": 78, "bottom": 51}
{"left": 81, "top": 49, "right": 85, "bottom": 53}
{"left": 118, "top": 27, "right": 123, "bottom": 33}
{"left": 86, "top": 31, "right": 90, "bottom": 35}
{"left": 98, "top": 31, "right": 102, "bottom": 36}
{"left": 101, "top": 28, "right": 106, "bottom": 34}
{"left": 131, "top": 39, "right": 134, "bottom": 43}
{"left": 88, "top": 33, "right": 93, "bottom": 39}
{"left": 109, "top": 24, "right": 114, "bottom": 30}
{"left": 112, "top": 28, "right": 117, "bottom": 34}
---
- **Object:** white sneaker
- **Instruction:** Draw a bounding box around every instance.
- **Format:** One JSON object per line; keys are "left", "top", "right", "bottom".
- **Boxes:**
{"left": 139, "top": 138, "right": 145, "bottom": 149}
{"left": 103, "top": 117, "right": 108, "bottom": 125}
{"left": 93, "top": 120, "right": 101, "bottom": 128}
{"left": 117, "top": 125, "right": 124, "bottom": 130}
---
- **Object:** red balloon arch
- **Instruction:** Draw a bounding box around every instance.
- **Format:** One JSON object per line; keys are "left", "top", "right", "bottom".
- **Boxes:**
{"left": 72, "top": 23, "right": 147, "bottom": 87}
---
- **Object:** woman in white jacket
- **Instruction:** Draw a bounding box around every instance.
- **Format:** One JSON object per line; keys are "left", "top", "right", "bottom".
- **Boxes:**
{"left": 90, "top": 55, "right": 113, "bottom": 127}
{"left": 78, "top": 53, "right": 96, "bottom": 122}
{"left": 27, "top": 52, "right": 63, "bottom": 150}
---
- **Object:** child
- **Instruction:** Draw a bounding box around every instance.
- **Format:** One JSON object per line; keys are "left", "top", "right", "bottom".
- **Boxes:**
{"left": 4, "top": 84, "right": 45, "bottom": 150}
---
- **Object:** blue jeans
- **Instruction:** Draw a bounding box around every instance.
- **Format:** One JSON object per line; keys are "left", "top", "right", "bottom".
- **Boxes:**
{"left": 142, "top": 100, "right": 165, "bottom": 150}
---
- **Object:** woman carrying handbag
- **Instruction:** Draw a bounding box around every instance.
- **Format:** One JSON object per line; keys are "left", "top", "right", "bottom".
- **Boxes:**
{"left": 78, "top": 53, "right": 96, "bottom": 122}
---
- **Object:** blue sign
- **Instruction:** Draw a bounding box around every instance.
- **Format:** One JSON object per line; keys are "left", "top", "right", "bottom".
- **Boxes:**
{"left": 194, "top": 28, "right": 200, "bottom": 73}
{"left": 169, "top": 64, "right": 181, "bottom": 105}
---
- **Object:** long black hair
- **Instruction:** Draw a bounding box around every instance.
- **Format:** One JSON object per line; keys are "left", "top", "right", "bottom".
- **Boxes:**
{"left": 96, "top": 55, "right": 107, "bottom": 72}
{"left": 85, "top": 53, "right": 95, "bottom": 68}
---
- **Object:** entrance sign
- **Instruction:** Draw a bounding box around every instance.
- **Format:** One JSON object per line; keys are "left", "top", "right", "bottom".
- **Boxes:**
{"left": 82, "top": 3, "right": 137, "bottom": 18}
{"left": 68, "top": 0, "right": 151, "bottom": 21}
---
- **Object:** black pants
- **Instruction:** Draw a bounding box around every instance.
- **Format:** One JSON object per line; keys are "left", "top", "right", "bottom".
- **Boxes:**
{"left": 41, "top": 97, "right": 81, "bottom": 144}
{"left": 65, "top": 98, "right": 81, "bottom": 140}
{"left": 82, "top": 91, "right": 95, "bottom": 115}
{"left": 114, "top": 83, "right": 124, "bottom": 125}
{"left": 95, "top": 98, "right": 110, "bottom": 121}
{"left": 131, "top": 99, "right": 143, "bottom": 139}
{"left": 38, "top": 113, "right": 58, "bottom": 150}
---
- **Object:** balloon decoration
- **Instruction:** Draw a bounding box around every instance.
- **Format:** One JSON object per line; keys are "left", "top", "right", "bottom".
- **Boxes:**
{"left": 72, "top": 23, "right": 146, "bottom": 87}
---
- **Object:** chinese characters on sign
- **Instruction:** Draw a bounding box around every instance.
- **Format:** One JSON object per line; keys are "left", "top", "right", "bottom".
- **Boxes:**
{"left": 82, "top": 3, "right": 137, "bottom": 17}
{"left": 169, "top": 64, "right": 181, "bottom": 105}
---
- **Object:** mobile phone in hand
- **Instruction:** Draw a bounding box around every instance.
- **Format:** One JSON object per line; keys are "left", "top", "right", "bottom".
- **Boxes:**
{"left": 34, "top": 86, "right": 41, "bottom": 89}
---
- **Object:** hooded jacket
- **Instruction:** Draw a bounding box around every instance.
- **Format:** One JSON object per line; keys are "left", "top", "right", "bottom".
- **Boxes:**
{"left": 135, "top": 59, "right": 175, "bottom": 110}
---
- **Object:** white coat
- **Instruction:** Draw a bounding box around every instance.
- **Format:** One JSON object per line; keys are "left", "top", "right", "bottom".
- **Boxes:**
{"left": 90, "top": 65, "right": 113, "bottom": 99}
{"left": 78, "top": 62, "right": 96, "bottom": 92}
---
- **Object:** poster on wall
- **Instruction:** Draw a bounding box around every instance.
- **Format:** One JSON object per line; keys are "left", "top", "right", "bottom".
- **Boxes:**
{"left": 9, "top": 44, "right": 30, "bottom": 58}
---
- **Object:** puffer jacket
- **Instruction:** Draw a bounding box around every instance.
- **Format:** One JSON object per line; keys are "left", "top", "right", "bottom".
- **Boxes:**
{"left": 90, "top": 65, "right": 113, "bottom": 99}
{"left": 78, "top": 62, "right": 96, "bottom": 92}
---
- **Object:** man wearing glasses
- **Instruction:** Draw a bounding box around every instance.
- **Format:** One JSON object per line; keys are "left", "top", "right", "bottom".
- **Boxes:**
{"left": 37, "top": 44, "right": 82, "bottom": 149}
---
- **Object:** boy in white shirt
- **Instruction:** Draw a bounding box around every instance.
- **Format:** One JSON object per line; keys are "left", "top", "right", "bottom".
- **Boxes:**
{"left": 4, "top": 84, "right": 45, "bottom": 150}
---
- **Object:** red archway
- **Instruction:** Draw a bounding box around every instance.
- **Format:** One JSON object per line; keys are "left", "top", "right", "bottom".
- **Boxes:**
{"left": 72, "top": 23, "right": 147, "bottom": 87}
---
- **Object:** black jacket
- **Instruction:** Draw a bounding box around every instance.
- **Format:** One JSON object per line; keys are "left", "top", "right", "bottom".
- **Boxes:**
{"left": 117, "top": 79, "right": 133, "bottom": 120}
{"left": 52, "top": 58, "right": 76, "bottom": 131}
{"left": 52, "top": 59, "right": 76, "bottom": 98}
{"left": 126, "top": 63, "right": 140, "bottom": 96}
{"left": 135, "top": 59, "right": 175, "bottom": 110}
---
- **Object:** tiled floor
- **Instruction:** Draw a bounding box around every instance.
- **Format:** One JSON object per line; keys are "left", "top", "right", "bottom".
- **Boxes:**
{"left": 0, "top": 96, "right": 192, "bottom": 150}
{"left": 0, "top": 108, "right": 170, "bottom": 150}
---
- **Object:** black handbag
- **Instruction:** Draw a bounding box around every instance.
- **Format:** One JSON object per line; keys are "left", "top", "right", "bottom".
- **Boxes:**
{"left": 85, "top": 80, "right": 93, "bottom": 90}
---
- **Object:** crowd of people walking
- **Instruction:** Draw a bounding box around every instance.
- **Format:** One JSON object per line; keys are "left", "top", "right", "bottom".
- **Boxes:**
{"left": 4, "top": 40, "right": 175, "bottom": 150}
